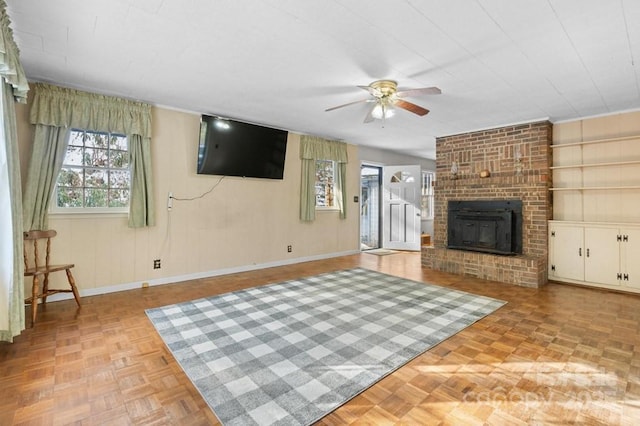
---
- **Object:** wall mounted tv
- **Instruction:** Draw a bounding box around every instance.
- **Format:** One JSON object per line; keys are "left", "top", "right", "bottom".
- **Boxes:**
{"left": 197, "top": 115, "right": 288, "bottom": 179}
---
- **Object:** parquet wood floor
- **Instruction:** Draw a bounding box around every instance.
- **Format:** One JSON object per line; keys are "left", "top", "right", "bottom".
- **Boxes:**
{"left": 2, "top": 252, "right": 640, "bottom": 425}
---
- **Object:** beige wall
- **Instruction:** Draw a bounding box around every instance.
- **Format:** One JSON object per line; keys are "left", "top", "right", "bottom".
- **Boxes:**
{"left": 16, "top": 104, "right": 360, "bottom": 295}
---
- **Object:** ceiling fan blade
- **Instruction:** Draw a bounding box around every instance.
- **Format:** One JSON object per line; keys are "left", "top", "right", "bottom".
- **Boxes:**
{"left": 395, "top": 99, "right": 430, "bottom": 116}
{"left": 358, "top": 85, "right": 382, "bottom": 97}
{"left": 396, "top": 86, "right": 441, "bottom": 98}
{"left": 325, "top": 98, "right": 372, "bottom": 112}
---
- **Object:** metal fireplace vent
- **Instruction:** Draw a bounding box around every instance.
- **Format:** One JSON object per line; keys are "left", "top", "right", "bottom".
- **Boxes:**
{"left": 447, "top": 200, "right": 523, "bottom": 255}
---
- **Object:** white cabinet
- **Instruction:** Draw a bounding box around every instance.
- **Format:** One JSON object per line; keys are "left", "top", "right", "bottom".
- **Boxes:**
{"left": 621, "top": 229, "right": 640, "bottom": 290}
{"left": 583, "top": 227, "right": 621, "bottom": 286}
{"left": 549, "top": 222, "right": 640, "bottom": 292}
{"left": 548, "top": 224, "right": 584, "bottom": 281}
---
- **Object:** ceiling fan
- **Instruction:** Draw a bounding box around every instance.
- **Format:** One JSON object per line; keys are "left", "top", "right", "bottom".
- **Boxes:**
{"left": 325, "top": 79, "right": 441, "bottom": 123}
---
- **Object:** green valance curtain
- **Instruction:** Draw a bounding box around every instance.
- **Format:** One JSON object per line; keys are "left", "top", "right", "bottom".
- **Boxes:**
{"left": 29, "top": 83, "right": 152, "bottom": 138}
{"left": 300, "top": 135, "right": 348, "bottom": 222}
{"left": 0, "top": 0, "right": 28, "bottom": 341}
{"left": 23, "top": 83, "right": 155, "bottom": 229}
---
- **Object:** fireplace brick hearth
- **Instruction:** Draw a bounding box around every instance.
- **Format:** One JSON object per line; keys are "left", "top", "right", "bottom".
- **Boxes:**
{"left": 422, "top": 121, "right": 552, "bottom": 288}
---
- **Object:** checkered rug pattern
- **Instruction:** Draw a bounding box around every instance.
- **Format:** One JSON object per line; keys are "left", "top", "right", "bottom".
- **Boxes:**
{"left": 146, "top": 268, "right": 506, "bottom": 426}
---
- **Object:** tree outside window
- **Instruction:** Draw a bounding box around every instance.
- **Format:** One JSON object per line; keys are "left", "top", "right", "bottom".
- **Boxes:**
{"left": 315, "top": 159, "right": 336, "bottom": 208}
{"left": 54, "top": 129, "right": 130, "bottom": 211}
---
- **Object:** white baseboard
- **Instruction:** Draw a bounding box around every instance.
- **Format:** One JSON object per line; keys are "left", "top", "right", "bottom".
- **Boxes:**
{"left": 43, "top": 250, "right": 360, "bottom": 302}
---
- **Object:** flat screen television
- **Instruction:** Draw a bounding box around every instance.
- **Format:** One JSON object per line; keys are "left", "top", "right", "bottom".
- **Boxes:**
{"left": 197, "top": 115, "right": 288, "bottom": 179}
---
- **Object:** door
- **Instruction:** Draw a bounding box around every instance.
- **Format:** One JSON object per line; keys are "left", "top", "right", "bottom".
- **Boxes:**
{"left": 360, "top": 165, "right": 382, "bottom": 250}
{"left": 584, "top": 227, "right": 620, "bottom": 286}
{"left": 621, "top": 229, "right": 640, "bottom": 289}
{"left": 382, "top": 165, "right": 421, "bottom": 251}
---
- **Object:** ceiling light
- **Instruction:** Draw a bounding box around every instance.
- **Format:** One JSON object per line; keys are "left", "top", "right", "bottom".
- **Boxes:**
{"left": 371, "top": 102, "right": 395, "bottom": 120}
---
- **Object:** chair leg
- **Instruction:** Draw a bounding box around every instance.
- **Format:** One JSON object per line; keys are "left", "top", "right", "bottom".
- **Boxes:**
{"left": 42, "top": 273, "right": 50, "bottom": 304}
{"left": 66, "top": 268, "right": 81, "bottom": 307}
{"left": 31, "top": 275, "right": 39, "bottom": 327}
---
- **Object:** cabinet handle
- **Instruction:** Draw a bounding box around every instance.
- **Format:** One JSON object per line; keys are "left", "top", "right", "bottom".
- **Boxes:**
{"left": 624, "top": 274, "right": 629, "bottom": 281}
{"left": 617, "top": 273, "right": 623, "bottom": 280}
{"left": 617, "top": 234, "right": 622, "bottom": 242}
{"left": 586, "top": 248, "right": 590, "bottom": 257}
{"left": 551, "top": 231, "right": 555, "bottom": 237}
{"left": 624, "top": 235, "right": 629, "bottom": 242}
{"left": 579, "top": 248, "right": 582, "bottom": 257}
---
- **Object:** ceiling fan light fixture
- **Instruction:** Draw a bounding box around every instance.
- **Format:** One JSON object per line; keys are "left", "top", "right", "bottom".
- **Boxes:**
{"left": 371, "top": 102, "right": 395, "bottom": 120}
{"left": 325, "top": 79, "right": 439, "bottom": 122}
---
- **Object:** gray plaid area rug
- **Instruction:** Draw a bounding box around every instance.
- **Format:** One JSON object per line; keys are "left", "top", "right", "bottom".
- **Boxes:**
{"left": 146, "top": 268, "right": 506, "bottom": 426}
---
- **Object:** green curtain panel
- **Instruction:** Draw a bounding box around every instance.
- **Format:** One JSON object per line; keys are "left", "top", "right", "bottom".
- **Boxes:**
{"left": 0, "top": 0, "right": 28, "bottom": 342}
{"left": 299, "top": 135, "right": 348, "bottom": 222}
{"left": 0, "top": 1, "right": 28, "bottom": 103}
{"left": 24, "top": 83, "right": 155, "bottom": 228}
{"left": 22, "top": 125, "right": 69, "bottom": 231}
{"left": 0, "top": 81, "right": 26, "bottom": 342}
{"left": 128, "top": 134, "right": 155, "bottom": 227}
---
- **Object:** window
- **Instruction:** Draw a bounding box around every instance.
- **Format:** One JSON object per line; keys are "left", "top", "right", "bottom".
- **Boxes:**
{"left": 315, "top": 159, "right": 336, "bottom": 208}
{"left": 53, "top": 129, "right": 130, "bottom": 212}
{"left": 421, "top": 170, "right": 435, "bottom": 219}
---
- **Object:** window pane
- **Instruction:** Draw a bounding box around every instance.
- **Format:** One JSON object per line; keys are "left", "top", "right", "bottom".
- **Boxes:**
{"left": 68, "top": 130, "right": 84, "bottom": 147}
{"left": 315, "top": 160, "right": 334, "bottom": 207}
{"left": 109, "top": 134, "right": 127, "bottom": 150}
{"left": 85, "top": 188, "right": 108, "bottom": 207}
{"left": 57, "top": 167, "right": 83, "bottom": 187}
{"left": 84, "top": 148, "right": 109, "bottom": 167}
{"left": 109, "top": 169, "right": 130, "bottom": 188}
{"left": 391, "top": 171, "right": 415, "bottom": 183}
{"left": 57, "top": 188, "right": 83, "bottom": 207}
{"left": 85, "top": 132, "right": 109, "bottom": 148}
{"left": 85, "top": 168, "right": 108, "bottom": 188}
{"left": 109, "top": 149, "right": 129, "bottom": 168}
{"left": 109, "top": 189, "right": 129, "bottom": 207}
{"left": 64, "top": 146, "right": 84, "bottom": 166}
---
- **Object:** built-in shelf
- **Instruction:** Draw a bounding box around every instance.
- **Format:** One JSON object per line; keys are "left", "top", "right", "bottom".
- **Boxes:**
{"left": 550, "top": 134, "right": 640, "bottom": 149}
{"left": 550, "top": 186, "right": 640, "bottom": 191}
{"left": 550, "top": 160, "right": 640, "bottom": 170}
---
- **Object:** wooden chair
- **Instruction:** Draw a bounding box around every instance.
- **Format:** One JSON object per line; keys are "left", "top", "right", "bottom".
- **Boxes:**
{"left": 23, "top": 230, "right": 81, "bottom": 326}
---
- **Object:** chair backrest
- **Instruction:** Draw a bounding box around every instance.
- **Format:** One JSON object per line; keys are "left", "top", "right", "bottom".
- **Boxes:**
{"left": 23, "top": 230, "right": 57, "bottom": 270}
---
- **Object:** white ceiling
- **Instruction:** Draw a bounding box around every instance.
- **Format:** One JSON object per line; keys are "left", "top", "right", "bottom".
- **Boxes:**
{"left": 6, "top": 0, "right": 640, "bottom": 159}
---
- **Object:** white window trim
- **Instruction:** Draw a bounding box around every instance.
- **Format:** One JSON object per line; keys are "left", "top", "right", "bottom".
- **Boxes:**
{"left": 49, "top": 206, "right": 129, "bottom": 216}
{"left": 315, "top": 205, "right": 340, "bottom": 212}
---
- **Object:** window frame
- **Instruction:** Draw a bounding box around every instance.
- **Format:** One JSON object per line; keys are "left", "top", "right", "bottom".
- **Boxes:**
{"left": 50, "top": 129, "right": 131, "bottom": 215}
{"left": 421, "top": 170, "right": 435, "bottom": 220}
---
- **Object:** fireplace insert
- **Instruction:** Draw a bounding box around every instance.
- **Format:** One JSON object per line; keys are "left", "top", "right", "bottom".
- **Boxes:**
{"left": 447, "top": 200, "right": 522, "bottom": 255}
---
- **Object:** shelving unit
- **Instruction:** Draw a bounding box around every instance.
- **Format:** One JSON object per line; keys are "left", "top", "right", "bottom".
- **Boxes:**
{"left": 549, "top": 123, "right": 640, "bottom": 292}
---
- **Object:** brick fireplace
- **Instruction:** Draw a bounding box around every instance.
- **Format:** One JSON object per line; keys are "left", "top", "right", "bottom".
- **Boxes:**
{"left": 422, "top": 121, "right": 552, "bottom": 288}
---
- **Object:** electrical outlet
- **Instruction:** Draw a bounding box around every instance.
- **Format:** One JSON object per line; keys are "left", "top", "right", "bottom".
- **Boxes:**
{"left": 287, "top": 245, "right": 292, "bottom": 253}
{"left": 153, "top": 259, "right": 161, "bottom": 269}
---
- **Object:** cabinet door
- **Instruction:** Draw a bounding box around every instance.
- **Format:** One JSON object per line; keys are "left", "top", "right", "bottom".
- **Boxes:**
{"left": 621, "top": 229, "right": 640, "bottom": 289}
{"left": 549, "top": 225, "right": 584, "bottom": 281}
{"left": 584, "top": 227, "right": 621, "bottom": 286}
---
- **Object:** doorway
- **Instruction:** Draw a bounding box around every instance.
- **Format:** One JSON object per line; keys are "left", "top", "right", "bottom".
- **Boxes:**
{"left": 382, "top": 165, "right": 422, "bottom": 251}
{"left": 360, "top": 165, "right": 382, "bottom": 250}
